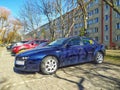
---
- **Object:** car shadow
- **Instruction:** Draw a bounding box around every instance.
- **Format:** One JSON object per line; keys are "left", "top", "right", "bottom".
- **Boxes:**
{"left": 13, "top": 63, "right": 120, "bottom": 90}
{"left": 53, "top": 63, "right": 120, "bottom": 90}
{"left": 13, "top": 68, "right": 36, "bottom": 75}
{"left": 54, "top": 73, "right": 85, "bottom": 90}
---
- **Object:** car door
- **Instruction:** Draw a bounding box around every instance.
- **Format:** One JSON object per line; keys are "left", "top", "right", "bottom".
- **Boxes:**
{"left": 82, "top": 38, "right": 96, "bottom": 61}
{"left": 60, "top": 37, "right": 83, "bottom": 66}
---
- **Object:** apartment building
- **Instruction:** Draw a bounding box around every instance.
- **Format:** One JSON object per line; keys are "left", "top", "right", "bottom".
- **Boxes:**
{"left": 73, "top": 0, "right": 120, "bottom": 47}
{"left": 25, "top": 0, "right": 120, "bottom": 47}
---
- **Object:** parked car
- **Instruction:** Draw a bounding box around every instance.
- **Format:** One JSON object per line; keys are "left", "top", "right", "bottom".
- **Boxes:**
{"left": 11, "top": 41, "right": 28, "bottom": 49}
{"left": 6, "top": 42, "right": 16, "bottom": 50}
{"left": 6, "top": 41, "right": 28, "bottom": 50}
{"left": 18, "top": 41, "right": 49, "bottom": 54}
{"left": 14, "top": 36, "right": 105, "bottom": 75}
{"left": 12, "top": 40, "right": 48, "bottom": 55}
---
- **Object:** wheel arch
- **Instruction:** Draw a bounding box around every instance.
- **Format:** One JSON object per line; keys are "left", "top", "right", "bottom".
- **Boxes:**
{"left": 94, "top": 49, "right": 105, "bottom": 57}
{"left": 41, "top": 54, "right": 60, "bottom": 67}
{"left": 98, "top": 50, "right": 105, "bottom": 56}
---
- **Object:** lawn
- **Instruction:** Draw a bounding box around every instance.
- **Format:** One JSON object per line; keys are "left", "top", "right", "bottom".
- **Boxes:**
{"left": 105, "top": 50, "right": 120, "bottom": 66}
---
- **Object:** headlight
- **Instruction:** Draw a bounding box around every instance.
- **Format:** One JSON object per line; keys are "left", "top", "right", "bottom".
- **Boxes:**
{"left": 22, "top": 57, "right": 29, "bottom": 60}
{"left": 15, "top": 56, "right": 29, "bottom": 65}
{"left": 16, "top": 56, "right": 29, "bottom": 61}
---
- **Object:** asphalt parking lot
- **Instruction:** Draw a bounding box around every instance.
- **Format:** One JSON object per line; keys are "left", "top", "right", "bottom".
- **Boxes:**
{"left": 0, "top": 47, "right": 120, "bottom": 90}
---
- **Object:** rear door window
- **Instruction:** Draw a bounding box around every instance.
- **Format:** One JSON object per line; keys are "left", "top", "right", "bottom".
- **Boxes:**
{"left": 83, "top": 39, "right": 94, "bottom": 45}
{"left": 68, "top": 37, "right": 81, "bottom": 46}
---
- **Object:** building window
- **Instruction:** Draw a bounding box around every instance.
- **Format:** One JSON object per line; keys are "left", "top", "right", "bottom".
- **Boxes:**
{"left": 94, "top": 17, "right": 99, "bottom": 23}
{"left": 93, "top": 27, "right": 98, "bottom": 33}
{"left": 105, "top": 15, "right": 109, "bottom": 21}
{"left": 89, "top": 12, "right": 92, "bottom": 16}
{"left": 116, "top": 0, "right": 120, "bottom": 6}
{"left": 94, "top": 0, "right": 98, "bottom": 4}
{"left": 74, "top": 31, "right": 78, "bottom": 35}
{"left": 88, "top": 2, "right": 93, "bottom": 9}
{"left": 105, "top": 4, "right": 109, "bottom": 9}
{"left": 74, "top": 24, "right": 77, "bottom": 29}
{"left": 95, "top": 37, "right": 99, "bottom": 41}
{"left": 116, "top": 23, "right": 120, "bottom": 29}
{"left": 75, "top": 16, "right": 79, "bottom": 20}
{"left": 95, "top": 27, "right": 98, "bottom": 32}
{"left": 91, "top": 10, "right": 94, "bottom": 15}
{"left": 79, "top": 23, "right": 83, "bottom": 27}
{"left": 74, "top": 23, "right": 81, "bottom": 29}
{"left": 116, "top": 35, "right": 120, "bottom": 41}
{"left": 105, "top": 25, "right": 108, "bottom": 31}
{"left": 88, "top": 11, "right": 92, "bottom": 17}
{"left": 95, "top": 8, "right": 99, "bottom": 14}
{"left": 116, "top": 12, "right": 120, "bottom": 18}
{"left": 105, "top": 35, "right": 109, "bottom": 41}
{"left": 88, "top": 19, "right": 94, "bottom": 25}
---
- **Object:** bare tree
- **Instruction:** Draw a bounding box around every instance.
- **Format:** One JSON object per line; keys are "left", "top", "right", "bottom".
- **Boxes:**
{"left": 0, "top": 7, "right": 10, "bottom": 30}
{"left": 41, "top": 28, "right": 46, "bottom": 39}
{"left": 36, "top": 0, "right": 57, "bottom": 41}
{"left": 77, "top": 0, "right": 94, "bottom": 36}
{"left": 7, "top": 18, "right": 22, "bottom": 43}
{"left": 54, "top": 0, "right": 65, "bottom": 37}
{"left": 0, "top": 7, "right": 11, "bottom": 43}
{"left": 0, "top": 7, "right": 22, "bottom": 44}
{"left": 53, "top": 0, "right": 78, "bottom": 37}
{"left": 103, "top": 0, "right": 120, "bottom": 14}
{"left": 19, "top": 0, "right": 41, "bottom": 35}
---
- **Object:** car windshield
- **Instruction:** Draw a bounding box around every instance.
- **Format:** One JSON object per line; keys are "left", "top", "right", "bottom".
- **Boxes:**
{"left": 35, "top": 42, "right": 48, "bottom": 48}
{"left": 48, "top": 38, "right": 67, "bottom": 46}
{"left": 24, "top": 40, "right": 33, "bottom": 44}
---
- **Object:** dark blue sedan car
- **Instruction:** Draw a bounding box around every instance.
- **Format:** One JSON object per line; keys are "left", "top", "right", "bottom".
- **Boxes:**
{"left": 14, "top": 36, "right": 105, "bottom": 74}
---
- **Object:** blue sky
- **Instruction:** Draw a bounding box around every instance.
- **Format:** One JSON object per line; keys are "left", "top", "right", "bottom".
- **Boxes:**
{"left": 0, "top": 0, "right": 25, "bottom": 17}
{"left": 0, "top": 0, "right": 47, "bottom": 25}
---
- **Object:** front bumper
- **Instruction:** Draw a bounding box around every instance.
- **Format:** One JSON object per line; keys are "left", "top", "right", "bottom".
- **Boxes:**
{"left": 14, "top": 60, "right": 41, "bottom": 72}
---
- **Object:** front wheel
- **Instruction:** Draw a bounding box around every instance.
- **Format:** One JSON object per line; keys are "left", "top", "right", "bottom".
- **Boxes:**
{"left": 95, "top": 52, "right": 104, "bottom": 64}
{"left": 40, "top": 56, "right": 58, "bottom": 75}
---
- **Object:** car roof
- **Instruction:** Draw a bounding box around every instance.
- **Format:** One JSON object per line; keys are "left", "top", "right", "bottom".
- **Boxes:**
{"left": 67, "top": 36, "right": 91, "bottom": 40}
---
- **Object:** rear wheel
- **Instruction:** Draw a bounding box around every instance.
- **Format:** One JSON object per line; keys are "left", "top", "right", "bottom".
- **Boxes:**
{"left": 95, "top": 52, "right": 104, "bottom": 64}
{"left": 40, "top": 56, "right": 58, "bottom": 75}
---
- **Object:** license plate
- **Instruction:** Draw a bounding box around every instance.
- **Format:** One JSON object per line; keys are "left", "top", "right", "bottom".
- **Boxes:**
{"left": 16, "top": 61, "right": 25, "bottom": 65}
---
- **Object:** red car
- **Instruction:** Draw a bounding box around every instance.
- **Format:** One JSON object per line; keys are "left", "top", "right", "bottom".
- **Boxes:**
{"left": 12, "top": 40, "right": 48, "bottom": 55}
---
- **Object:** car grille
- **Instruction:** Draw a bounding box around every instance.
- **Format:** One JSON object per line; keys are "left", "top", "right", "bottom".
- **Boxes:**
{"left": 16, "top": 57, "right": 26, "bottom": 61}
{"left": 15, "top": 65, "right": 25, "bottom": 68}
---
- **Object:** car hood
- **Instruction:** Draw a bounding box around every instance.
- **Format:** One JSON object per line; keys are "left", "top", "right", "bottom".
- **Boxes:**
{"left": 17, "top": 46, "right": 58, "bottom": 57}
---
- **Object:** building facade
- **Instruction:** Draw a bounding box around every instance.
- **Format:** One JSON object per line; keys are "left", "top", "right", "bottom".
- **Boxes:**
{"left": 73, "top": 0, "right": 120, "bottom": 47}
{"left": 25, "top": 0, "right": 120, "bottom": 47}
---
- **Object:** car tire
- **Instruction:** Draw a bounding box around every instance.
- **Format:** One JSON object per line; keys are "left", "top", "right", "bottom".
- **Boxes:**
{"left": 40, "top": 56, "right": 58, "bottom": 75}
{"left": 95, "top": 52, "right": 104, "bottom": 64}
